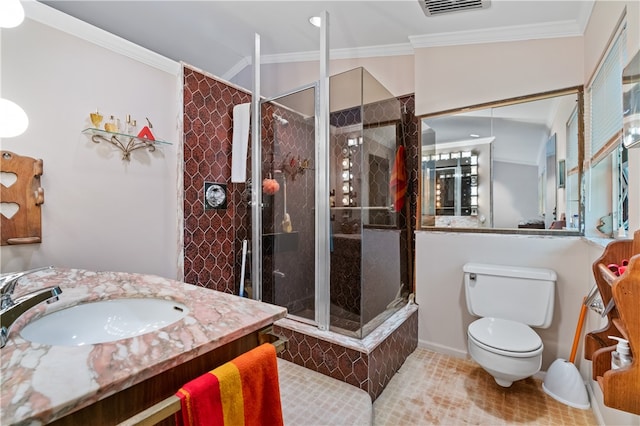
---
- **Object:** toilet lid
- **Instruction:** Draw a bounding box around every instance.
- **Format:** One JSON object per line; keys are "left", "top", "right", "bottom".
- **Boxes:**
{"left": 468, "top": 317, "right": 542, "bottom": 353}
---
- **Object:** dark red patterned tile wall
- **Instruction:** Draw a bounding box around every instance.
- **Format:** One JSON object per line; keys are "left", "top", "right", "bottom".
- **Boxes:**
{"left": 330, "top": 236, "right": 361, "bottom": 316}
{"left": 183, "top": 66, "right": 251, "bottom": 293}
{"left": 273, "top": 324, "right": 372, "bottom": 394}
{"left": 368, "top": 308, "right": 418, "bottom": 399}
{"left": 274, "top": 308, "right": 418, "bottom": 401}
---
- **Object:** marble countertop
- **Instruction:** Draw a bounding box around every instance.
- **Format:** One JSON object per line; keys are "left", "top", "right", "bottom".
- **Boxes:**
{"left": 0, "top": 268, "right": 287, "bottom": 425}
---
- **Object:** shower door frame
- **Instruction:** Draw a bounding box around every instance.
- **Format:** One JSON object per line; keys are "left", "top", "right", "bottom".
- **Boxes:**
{"left": 256, "top": 80, "right": 332, "bottom": 331}
{"left": 251, "top": 12, "right": 331, "bottom": 332}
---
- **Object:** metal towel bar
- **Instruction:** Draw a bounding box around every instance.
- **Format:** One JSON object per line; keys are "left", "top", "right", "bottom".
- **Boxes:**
{"left": 117, "top": 396, "right": 181, "bottom": 426}
{"left": 117, "top": 329, "right": 287, "bottom": 426}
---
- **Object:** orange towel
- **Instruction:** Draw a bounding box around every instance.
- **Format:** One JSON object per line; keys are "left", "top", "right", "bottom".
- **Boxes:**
{"left": 390, "top": 145, "right": 407, "bottom": 212}
{"left": 175, "top": 343, "right": 284, "bottom": 426}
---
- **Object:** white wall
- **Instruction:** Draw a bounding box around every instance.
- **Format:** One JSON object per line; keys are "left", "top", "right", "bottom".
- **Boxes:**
{"left": 415, "top": 232, "right": 594, "bottom": 369}
{"left": 414, "top": 36, "right": 584, "bottom": 117}
{"left": 1, "top": 7, "right": 181, "bottom": 279}
{"left": 493, "top": 161, "right": 539, "bottom": 228}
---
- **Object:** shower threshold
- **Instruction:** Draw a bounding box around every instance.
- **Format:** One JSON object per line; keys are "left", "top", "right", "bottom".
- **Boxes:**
{"left": 288, "top": 300, "right": 406, "bottom": 339}
{"left": 288, "top": 304, "right": 360, "bottom": 335}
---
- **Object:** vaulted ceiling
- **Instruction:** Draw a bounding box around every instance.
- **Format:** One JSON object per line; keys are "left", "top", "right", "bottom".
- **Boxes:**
{"left": 40, "top": 1, "right": 593, "bottom": 81}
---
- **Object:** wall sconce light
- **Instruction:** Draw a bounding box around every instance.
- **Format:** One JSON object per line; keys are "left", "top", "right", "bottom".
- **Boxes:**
{"left": 309, "top": 16, "right": 321, "bottom": 28}
{"left": 0, "top": 98, "right": 29, "bottom": 138}
{"left": 0, "top": 0, "right": 25, "bottom": 28}
{"left": 1, "top": 0, "right": 28, "bottom": 138}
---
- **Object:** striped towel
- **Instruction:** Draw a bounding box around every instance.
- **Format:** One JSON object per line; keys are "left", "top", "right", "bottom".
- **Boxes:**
{"left": 390, "top": 145, "right": 407, "bottom": 212}
{"left": 176, "top": 343, "right": 284, "bottom": 426}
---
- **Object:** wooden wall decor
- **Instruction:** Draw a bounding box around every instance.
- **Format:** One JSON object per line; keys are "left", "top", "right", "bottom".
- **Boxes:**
{"left": 0, "top": 151, "right": 44, "bottom": 245}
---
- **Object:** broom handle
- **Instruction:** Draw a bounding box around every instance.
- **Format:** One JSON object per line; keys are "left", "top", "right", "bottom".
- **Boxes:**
{"left": 569, "top": 297, "right": 588, "bottom": 364}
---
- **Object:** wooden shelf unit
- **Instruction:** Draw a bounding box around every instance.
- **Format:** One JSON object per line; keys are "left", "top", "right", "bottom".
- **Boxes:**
{"left": 0, "top": 151, "right": 44, "bottom": 246}
{"left": 584, "top": 230, "right": 640, "bottom": 415}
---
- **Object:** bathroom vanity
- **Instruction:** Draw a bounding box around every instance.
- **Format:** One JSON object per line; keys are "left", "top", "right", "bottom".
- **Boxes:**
{"left": 0, "top": 268, "right": 287, "bottom": 425}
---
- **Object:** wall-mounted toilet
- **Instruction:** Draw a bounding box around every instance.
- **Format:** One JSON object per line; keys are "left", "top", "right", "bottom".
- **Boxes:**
{"left": 463, "top": 263, "right": 556, "bottom": 387}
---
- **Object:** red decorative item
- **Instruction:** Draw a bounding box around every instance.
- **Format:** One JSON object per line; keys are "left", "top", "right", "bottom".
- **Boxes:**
{"left": 390, "top": 145, "right": 407, "bottom": 212}
{"left": 137, "top": 126, "right": 155, "bottom": 141}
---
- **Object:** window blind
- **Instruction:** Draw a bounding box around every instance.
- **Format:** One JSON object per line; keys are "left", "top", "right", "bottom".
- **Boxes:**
{"left": 589, "top": 26, "right": 627, "bottom": 163}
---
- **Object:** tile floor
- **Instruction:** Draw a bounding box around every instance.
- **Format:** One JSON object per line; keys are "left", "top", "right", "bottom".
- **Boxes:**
{"left": 280, "top": 347, "right": 600, "bottom": 425}
{"left": 372, "top": 348, "right": 599, "bottom": 426}
{"left": 278, "top": 358, "right": 372, "bottom": 425}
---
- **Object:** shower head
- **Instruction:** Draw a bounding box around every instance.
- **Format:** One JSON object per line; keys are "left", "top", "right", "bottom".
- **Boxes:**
{"left": 273, "top": 114, "right": 289, "bottom": 126}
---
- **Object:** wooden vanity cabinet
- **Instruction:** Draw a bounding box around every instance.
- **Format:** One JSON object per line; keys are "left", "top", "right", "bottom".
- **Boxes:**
{"left": 50, "top": 330, "right": 265, "bottom": 426}
{"left": 584, "top": 230, "right": 640, "bottom": 415}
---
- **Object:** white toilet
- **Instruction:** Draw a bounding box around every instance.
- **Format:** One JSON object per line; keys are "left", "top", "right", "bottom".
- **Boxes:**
{"left": 463, "top": 262, "right": 556, "bottom": 387}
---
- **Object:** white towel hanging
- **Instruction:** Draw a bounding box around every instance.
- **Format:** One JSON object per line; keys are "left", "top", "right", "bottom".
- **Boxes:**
{"left": 231, "top": 103, "right": 251, "bottom": 183}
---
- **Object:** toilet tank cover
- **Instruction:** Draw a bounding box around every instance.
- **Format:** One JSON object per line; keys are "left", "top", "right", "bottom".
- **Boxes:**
{"left": 463, "top": 263, "right": 557, "bottom": 281}
{"left": 469, "top": 317, "right": 542, "bottom": 353}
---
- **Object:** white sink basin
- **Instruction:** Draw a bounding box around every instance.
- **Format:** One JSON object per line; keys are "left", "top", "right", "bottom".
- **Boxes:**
{"left": 20, "top": 298, "right": 189, "bottom": 346}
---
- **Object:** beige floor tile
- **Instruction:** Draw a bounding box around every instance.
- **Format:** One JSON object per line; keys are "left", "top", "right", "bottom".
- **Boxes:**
{"left": 279, "top": 348, "right": 598, "bottom": 426}
{"left": 279, "top": 358, "right": 373, "bottom": 426}
{"left": 373, "top": 348, "right": 598, "bottom": 426}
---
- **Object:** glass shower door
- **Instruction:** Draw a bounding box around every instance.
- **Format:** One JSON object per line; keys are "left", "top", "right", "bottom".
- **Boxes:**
{"left": 328, "top": 68, "right": 407, "bottom": 338}
{"left": 260, "top": 85, "right": 318, "bottom": 324}
{"left": 258, "top": 68, "right": 408, "bottom": 339}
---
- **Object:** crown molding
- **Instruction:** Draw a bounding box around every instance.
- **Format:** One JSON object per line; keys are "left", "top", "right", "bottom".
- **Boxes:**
{"left": 221, "top": 56, "right": 252, "bottom": 82}
{"left": 224, "top": 43, "right": 413, "bottom": 80}
{"left": 410, "top": 20, "right": 584, "bottom": 48}
{"left": 225, "top": 17, "right": 588, "bottom": 79}
{"left": 23, "top": 0, "right": 180, "bottom": 75}
{"left": 260, "top": 42, "right": 414, "bottom": 65}
{"left": 493, "top": 156, "right": 539, "bottom": 167}
{"left": 576, "top": 0, "right": 596, "bottom": 34}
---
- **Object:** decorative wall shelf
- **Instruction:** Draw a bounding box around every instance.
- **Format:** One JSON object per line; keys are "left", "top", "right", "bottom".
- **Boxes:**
{"left": 585, "top": 230, "right": 640, "bottom": 415}
{"left": 82, "top": 128, "right": 172, "bottom": 161}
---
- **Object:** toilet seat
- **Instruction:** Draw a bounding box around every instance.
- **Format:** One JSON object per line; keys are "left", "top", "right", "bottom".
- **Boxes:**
{"left": 468, "top": 317, "right": 543, "bottom": 357}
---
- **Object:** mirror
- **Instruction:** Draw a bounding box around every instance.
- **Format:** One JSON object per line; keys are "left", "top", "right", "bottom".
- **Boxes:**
{"left": 331, "top": 122, "right": 402, "bottom": 232}
{"left": 419, "top": 88, "right": 583, "bottom": 233}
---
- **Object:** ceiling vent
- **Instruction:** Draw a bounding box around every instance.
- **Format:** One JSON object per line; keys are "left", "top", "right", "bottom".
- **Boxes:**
{"left": 419, "top": 0, "right": 491, "bottom": 16}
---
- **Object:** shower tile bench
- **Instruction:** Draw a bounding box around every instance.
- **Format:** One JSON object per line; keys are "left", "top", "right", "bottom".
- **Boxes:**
{"left": 274, "top": 302, "right": 418, "bottom": 400}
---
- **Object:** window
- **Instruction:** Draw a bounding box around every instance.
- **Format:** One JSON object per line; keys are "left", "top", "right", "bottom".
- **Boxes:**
{"left": 589, "top": 25, "right": 627, "bottom": 164}
{"left": 586, "top": 21, "right": 627, "bottom": 236}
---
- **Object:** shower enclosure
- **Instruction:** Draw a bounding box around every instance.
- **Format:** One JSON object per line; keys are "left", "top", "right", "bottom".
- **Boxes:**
{"left": 258, "top": 67, "right": 409, "bottom": 339}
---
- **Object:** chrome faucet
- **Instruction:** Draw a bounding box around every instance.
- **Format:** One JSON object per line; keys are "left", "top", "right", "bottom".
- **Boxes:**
{"left": 1, "top": 267, "right": 54, "bottom": 309}
{"left": 0, "top": 266, "right": 61, "bottom": 348}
